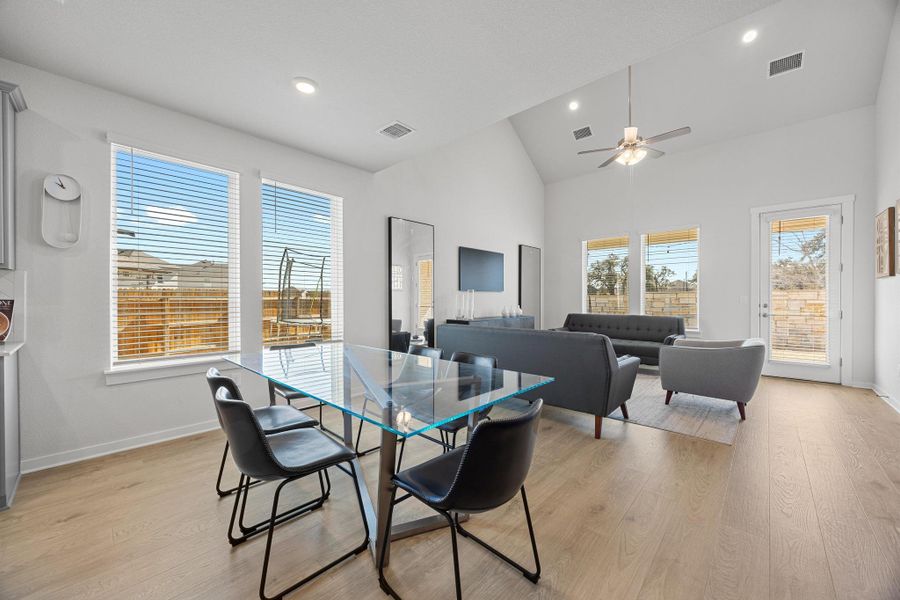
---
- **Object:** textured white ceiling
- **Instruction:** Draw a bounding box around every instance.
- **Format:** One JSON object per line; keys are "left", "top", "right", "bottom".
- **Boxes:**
{"left": 510, "top": 0, "right": 898, "bottom": 183}
{"left": 0, "top": 0, "right": 776, "bottom": 171}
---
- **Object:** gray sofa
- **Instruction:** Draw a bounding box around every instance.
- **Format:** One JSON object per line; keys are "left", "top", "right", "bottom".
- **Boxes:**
{"left": 437, "top": 323, "right": 640, "bottom": 438}
{"left": 554, "top": 313, "right": 685, "bottom": 365}
{"left": 659, "top": 338, "right": 765, "bottom": 420}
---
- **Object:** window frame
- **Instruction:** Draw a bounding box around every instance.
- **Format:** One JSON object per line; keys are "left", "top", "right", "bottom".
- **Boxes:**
{"left": 259, "top": 176, "right": 344, "bottom": 348}
{"left": 108, "top": 142, "right": 241, "bottom": 370}
{"left": 639, "top": 225, "right": 701, "bottom": 332}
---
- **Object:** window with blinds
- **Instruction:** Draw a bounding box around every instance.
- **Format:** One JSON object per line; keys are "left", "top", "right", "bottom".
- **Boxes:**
{"left": 641, "top": 227, "right": 699, "bottom": 329}
{"left": 110, "top": 144, "right": 240, "bottom": 363}
{"left": 584, "top": 236, "right": 629, "bottom": 314}
{"left": 261, "top": 179, "right": 343, "bottom": 346}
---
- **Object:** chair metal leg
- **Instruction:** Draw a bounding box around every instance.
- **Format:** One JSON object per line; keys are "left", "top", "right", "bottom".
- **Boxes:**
{"left": 259, "top": 463, "right": 370, "bottom": 600}
{"left": 228, "top": 469, "right": 330, "bottom": 546}
{"left": 354, "top": 396, "right": 382, "bottom": 457}
{"left": 454, "top": 486, "right": 541, "bottom": 584}
{"left": 238, "top": 468, "right": 330, "bottom": 535}
{"left": 441, "top": 510, "right": 463, "bottom": 600}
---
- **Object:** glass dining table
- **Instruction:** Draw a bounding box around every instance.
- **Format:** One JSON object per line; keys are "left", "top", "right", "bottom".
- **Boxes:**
{"left": 224, "top": 342, "right": 554, "bottom": 566}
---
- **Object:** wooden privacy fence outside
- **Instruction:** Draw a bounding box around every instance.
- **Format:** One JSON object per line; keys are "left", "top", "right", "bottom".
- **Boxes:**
{"left": 116, "top": 288, "right": 330, "bottom": 360}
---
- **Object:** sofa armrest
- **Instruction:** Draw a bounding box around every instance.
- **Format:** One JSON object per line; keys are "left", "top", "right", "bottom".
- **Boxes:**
{"left": 548, "top": 327, "right": 569, "bottom": 332}
{"left": 663, "top": 333, "right": 685, "bottom": 345}
{"left": 608, "top": 355, "right": 640, "bottom": 413}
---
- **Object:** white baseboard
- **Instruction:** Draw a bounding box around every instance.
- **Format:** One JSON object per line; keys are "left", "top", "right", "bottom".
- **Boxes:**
{"left": 21, "top": 419, "right": 221, "bottom": 474}
{"left": 847, "top": 380, "right": 873, "bottom": 389}
{"left": 873, "top": 385, "right": 900, "bottom": 415}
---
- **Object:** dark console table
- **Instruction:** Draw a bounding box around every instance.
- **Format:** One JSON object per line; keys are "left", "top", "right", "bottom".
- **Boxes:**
{"left": 445, "top": 315, "right": 535, "bottom": 329}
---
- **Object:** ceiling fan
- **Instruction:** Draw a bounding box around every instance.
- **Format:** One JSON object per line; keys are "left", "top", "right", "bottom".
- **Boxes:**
{"left": 577, "top": 65, "right": 691, "bottom": 168}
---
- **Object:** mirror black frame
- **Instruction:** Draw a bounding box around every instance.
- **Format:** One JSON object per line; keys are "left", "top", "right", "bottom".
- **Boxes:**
{"left": 388, "top": 216, "right": 436, "bottom": 350}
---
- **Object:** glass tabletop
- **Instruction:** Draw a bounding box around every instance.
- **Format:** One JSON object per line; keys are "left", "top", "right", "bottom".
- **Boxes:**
{"left": 223, "top": 342, "right": 554, "bottom": 438}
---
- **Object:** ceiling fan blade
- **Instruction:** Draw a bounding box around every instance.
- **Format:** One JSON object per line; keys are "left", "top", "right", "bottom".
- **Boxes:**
{"left": 642, "top": 126, "right": 691, "bottom": 144}
{"left": 598, "top": 152, "right": 623, "bottom": 168}
{"left": 645, "top": 147, "right": 665, "bottom": 158}
{"left": 577, "top": 146, "right": 619, "bottom": 155}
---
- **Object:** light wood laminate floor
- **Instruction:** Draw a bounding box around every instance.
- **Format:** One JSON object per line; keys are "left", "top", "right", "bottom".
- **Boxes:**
{"left": 2, "top": 377, "right": 900, "bottom": 599}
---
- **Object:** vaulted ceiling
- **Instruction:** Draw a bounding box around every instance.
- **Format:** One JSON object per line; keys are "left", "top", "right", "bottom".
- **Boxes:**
{"left": 0, "top": 0, "right": 778, "bottom": 172}
{"left": 511, "top": 0, "right": 897, "bottom": 183}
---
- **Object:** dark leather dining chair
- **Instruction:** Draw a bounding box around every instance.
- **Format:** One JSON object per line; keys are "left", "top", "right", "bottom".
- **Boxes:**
{"left": 206, "top": 369, "right": 326, "bottom": 545}
{"left": 206, "top": 367, "right": 319, "bottom": 500}
{"left": 214, "top": 386, "right": 370, "bottom": 600}
{"left": 408, "top": 344, "right": 443, "bottom": 361}
{"left": 378, "top": 399, "right": 544, "bottom": 600}
{"left": 436, "top": 351, "right": 499, "bottom": 451}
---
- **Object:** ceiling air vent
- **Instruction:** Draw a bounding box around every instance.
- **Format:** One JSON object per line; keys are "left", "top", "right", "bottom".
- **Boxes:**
{"left": 573, "top": 126, "right": 592, "bottom": 141}
{"left": 379, "top": 121, "right": 415, "bottom": 139}
{"left": 768, "top": 51, "right": 804, "bottom": 78}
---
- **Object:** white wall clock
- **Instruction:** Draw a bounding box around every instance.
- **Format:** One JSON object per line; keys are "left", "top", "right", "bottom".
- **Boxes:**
{"left": 41, "top": 174, "right": 83, "bottom": 248}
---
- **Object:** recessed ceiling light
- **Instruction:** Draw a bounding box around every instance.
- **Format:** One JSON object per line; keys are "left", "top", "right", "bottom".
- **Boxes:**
{"left": 292, "top": 77, "right": 318, "bottom": 94}
{"left": 568, "top": 100, "right": 579, "bottom": 111}
{"left": 742, "top": 29, "right": 758, "bottom": 44}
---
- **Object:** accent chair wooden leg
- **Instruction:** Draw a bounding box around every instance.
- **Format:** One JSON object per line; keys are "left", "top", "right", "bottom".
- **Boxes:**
{"left": 594, "top": 415, "right": 602, "bottom": 439}
{"left": 620, "top": 402, "right": 629, "bottom": 420}
{"left": 665, "top": 390, "right": 673, "bottom": 405}
{"left": 737, "top": 402, "right": 747, "bottom": 421}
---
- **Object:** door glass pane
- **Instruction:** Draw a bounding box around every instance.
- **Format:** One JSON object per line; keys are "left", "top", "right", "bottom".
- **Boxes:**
{"left": 769, "top": 216, "right": 828, "bottom": 364}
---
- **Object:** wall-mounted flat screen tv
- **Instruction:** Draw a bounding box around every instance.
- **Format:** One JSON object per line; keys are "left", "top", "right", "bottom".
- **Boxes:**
{"left": 459, "top": 247, "right": 504, "bottom": 292}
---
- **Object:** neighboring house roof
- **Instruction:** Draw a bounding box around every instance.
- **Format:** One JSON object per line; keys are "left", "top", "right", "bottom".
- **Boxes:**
{"left": 116, "top": 249, "right": 174, "bottom": 273}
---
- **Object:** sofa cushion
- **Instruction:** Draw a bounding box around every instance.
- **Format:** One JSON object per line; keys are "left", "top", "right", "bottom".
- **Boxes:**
{"left": 608, "top": 338, "right": 661, "bottom": 357}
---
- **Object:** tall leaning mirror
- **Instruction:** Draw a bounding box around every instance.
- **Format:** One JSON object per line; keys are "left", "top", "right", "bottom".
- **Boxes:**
{"left": 388, "top": 217, "right": 435, "bottom": 352}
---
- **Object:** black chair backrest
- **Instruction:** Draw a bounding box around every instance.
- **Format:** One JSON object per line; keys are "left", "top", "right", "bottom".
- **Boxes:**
{"left": 206, "top": 367, "right": 244, "bottom": 402}
{"left": 213, "top": 386, "right": 285, "bottom": 481}
{"left": 443, "top": 399, "right": 543, "bottom": 512}
{"left": 409, "top": 345, "right": 443, "bottom": 361}
{"left": 449, "top": 351, "right": 498, "bottom": 369}
{"left": 449, "top": 351, "right": 498, "bottom": 400}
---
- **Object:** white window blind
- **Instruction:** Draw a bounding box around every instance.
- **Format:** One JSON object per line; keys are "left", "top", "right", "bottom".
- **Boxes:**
{"left": 641, "top": 227, "right": 699, "bottom": 329}
{"left": 261, "top": 179, "right": 343, "bottom": 346}
{"left": 584, "top": 236, "right": 629, "bottom": 314}
{"left": 110, "top": 144, "right": 240, "bottom": 363}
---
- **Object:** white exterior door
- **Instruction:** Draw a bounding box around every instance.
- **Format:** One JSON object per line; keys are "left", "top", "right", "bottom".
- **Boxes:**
{"left": 758, "top": 205, "right": 842, "bottom": 383}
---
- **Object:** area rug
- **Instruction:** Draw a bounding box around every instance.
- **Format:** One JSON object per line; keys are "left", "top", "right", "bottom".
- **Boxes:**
{"left": 606, "top": 369, "right": 741, "bottom": 445}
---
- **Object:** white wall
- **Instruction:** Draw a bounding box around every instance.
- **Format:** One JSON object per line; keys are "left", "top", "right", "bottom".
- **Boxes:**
{"left": 1, "top": 56, "right": 545, "bottom": 470}
{"left": 544, "top": 106, "right": 876, "bottom": 386}
{"left": 874, "top": 4, "right": 900, "bottom": 407}
{"left": 368, "top": 120, "right": 545, "bottom": 329}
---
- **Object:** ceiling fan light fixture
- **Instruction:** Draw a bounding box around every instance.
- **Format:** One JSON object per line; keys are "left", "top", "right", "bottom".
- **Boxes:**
{"left": 615, "top": 148, "right": 647, "bottom": 166}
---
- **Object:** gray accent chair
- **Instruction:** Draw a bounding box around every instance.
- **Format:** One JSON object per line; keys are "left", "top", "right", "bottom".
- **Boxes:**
{"left": 437, "top": 323, "right": 640, "bottom": 438}
{"left": 658, "top": 338, "right": 766, "bottom": 420}
{"left": 553, "top": 313, "right": 685, "bottom": 365}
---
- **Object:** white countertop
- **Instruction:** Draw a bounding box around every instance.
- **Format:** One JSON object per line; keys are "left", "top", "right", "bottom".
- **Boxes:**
{"left": 0, "top": 341, "right": 24, "bottom": 356}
